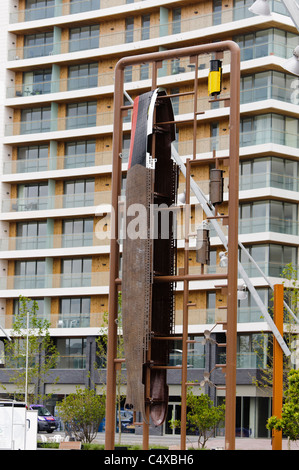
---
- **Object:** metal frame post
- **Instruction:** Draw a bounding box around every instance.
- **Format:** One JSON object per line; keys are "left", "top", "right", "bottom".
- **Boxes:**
{"left": 272, "top": 284, "right": 284, "bottom": 450}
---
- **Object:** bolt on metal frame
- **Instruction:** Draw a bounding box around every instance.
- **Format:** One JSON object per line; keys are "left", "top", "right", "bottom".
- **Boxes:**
{"left": 105, "top": 41, "right": 241, "bottom": 451}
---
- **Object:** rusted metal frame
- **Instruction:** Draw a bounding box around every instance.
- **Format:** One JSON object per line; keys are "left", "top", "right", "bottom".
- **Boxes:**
{"left": 272, "top": 284, "right": 284, "bottom": 450}
{"left": 113, "top": 272, "right": 228, "bottom": 285}
{"left": 107, "top": 40, "right": 240, "bottom": 451}
{"left": 180, "top": 158, "right": 191, "bottom": 450}
{"left": 105, "top": 64, "right": 124, "bottom": 451}
{"left": 224, "top": 42, "right": 240, "bottom": 451}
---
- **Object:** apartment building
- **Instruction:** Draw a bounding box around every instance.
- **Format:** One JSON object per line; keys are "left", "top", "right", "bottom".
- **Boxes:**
{"left": 0, "top": 0, "right": 298, "bottom": 438}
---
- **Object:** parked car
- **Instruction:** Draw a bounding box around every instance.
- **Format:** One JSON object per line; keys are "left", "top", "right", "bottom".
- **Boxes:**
{"left": 29, "top": 405, "right": 58, "bottom": 433}
{"left": 99, "top": 409, "right": 135, "bottom": 433}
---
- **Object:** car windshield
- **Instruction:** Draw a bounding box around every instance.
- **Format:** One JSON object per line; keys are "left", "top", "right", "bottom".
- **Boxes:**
{"left": 32, "top": 406, "right": 52, "bottom": 417}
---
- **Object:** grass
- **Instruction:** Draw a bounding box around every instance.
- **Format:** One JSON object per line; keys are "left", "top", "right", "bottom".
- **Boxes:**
{"left": 37, "top": 441, "right": 169, "bottom": 450}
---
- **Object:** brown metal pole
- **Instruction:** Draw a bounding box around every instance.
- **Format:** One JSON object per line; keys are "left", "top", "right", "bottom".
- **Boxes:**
{"left": 224, "top": 42, "right": 240, "bottom": 451}
{"left": 272, "top": 284, "right": 284, "bottom": 450}
{"left": 105, "top": 61, "right": 124, "bottom": 450}
{"left": 180, "top": 158, "right": 191, "bottom": 450}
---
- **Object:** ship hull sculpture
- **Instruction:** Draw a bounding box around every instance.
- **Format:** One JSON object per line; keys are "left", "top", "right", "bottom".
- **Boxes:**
{"left": 122, "top": 89, "right": 178, "bottom": 426}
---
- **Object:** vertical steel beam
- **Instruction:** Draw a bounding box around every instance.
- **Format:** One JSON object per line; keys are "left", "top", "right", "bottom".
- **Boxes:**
{"left": 180, "top": 158, "right": 191, "bottom": 450}
{"left": 272, "top": 284, "right": 284, "bottom": 450}
{"left": 104, "top": 62, "right": 124, "bottom": 451}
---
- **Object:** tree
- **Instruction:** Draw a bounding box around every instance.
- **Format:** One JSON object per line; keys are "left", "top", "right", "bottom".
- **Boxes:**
{"left": 3, "top": 296, "right": 59, "bottom": 404}
{"left": 251, "top": 263, "right": 299, "bottom": 394}
{"left": 267, "top": 369, "right": 299, "bottom": 448}
{"left": 57, "top": 387, "right": 106, "bottom": 443}
{"left": 170, "top": 391, "right": 225, "bottom": 449}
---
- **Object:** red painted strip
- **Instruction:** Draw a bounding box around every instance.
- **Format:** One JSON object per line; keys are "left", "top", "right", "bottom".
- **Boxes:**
{"left": 128, "top": 96, "right": 139, "bottom": 169}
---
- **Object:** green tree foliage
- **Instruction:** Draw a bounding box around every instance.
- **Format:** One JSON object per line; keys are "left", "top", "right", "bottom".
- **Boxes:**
{"left": 57, "top": 387, "right": 106, "bottom": 443}
{"left": 3, "top": 296, "right": 59, "bottom": 404}
{"left": 170, "top": 391, "right": 225, "bottom": 449}
{"left": 267, "top": 369, "right": 299, "bottom": 445}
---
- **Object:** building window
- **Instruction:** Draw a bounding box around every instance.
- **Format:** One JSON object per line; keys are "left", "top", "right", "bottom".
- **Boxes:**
{"left": 13, "top": 297, "right": 45, "bottom": 320}
{"left": 24, "top": 32, "right": 53, "bottom": 58}
{"left": 70, "top": 0, "right": 100, "bottom": 14}
{"left": 239, "top": 244, "right": 297, "bottom": 278}
{"left": 65, "top": 140, "right": 96, "bottom": 168}
{"left": 61, "top": 258, "right": 92, "bottom": 287}
{"left": 125, "top": 17, "right": 134, "bottom": 43}
{"left": 141, "top": 14, "right": 150, "bottom": 40}
{"left": 17, "top": 182, "right": 48, "bottom": 210}
{"left": 16, "top": 221, "right": 47, "bottom": 249}
{"left": 67, "top": 63, "right": 98, "bottom": 91}
{"left": 63, "top": 178, "right": 95, "bottom": 207}
{"left": 172, "top": 8, "right": 181, "bottom": 34}
{"left": 240, "top": 114, "right": 299, "bottom": 148}
{"left": 14, "top": 260, "right": 45, "bottom": 289}
{"left": 25, "top": 0, "right": 55, "bottom": 21}
{"left": 55, "top": 338, "right": 86, "bottom": 369}
{"left": 234, "top": 28, "right": 298, "bottom": 62}
{"left": 17, "top": 145, "right": 48, "bottom": 172}
{"left": 140, "top": 63, "right": 149, "bottom": 80}
{"left": 69, "top": 25, "right": 99, "bottom": 52}
{"left": 213, "top": 0, "right": 222, "bottom": 25}
{"left": 240, "top": 70, "right": 296, "bottom": 104}
{"left": 62, "top": 218, "right": 94, "bottom": 247}
{"left": 20, "top": 107, "right": 51, "bottom": 134}
{"left": 237, "top": 288, "right": 271, "bottom": 323}
{"left": 239, "top": 200, "right": 298, "bottom": 235}
{"left": 66, "top": 102, "right": 97, "bottom": 129}
{"left": 22, "top": 68, "right": 52, "bottom": 96}
{"left": 59, "top": 297, "right": 91, "bottom": 327}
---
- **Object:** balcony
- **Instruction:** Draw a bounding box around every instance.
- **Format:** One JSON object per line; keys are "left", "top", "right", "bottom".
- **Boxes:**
{"left": 240, "top": 128, "right": 299, "bottom": 149}
{"left": 8, "top": 3, "right": 290, "bottom": 61}
{"left": 239, "top": 171, "right": 299, "bottom": 192}
{"left": 0, "top": 232, "right": 110, "bottom": 251}
{"left": 1, "top": 311, "right": 104, "bottom": 330}
{"left": 5, "top": 111, "right": 114, "bottom": 137}
{"left": 0, "top": 271, "right": 109, "bottom": 290}
{"left": 9, "top": 0, "right": 287, "bottom": 25}
{"left": 3, "top": 151, "right": 113, "bottom": 175}
{"left": 239, "top": 216, "right": 298, "bottom": 236}
{"left": 1, "top": 190, "right": 111, "bottom": 213}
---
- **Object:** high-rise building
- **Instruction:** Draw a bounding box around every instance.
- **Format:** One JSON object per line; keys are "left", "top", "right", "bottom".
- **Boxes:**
{"left": 0, "top": 0, "right": 298, "bottom": 439}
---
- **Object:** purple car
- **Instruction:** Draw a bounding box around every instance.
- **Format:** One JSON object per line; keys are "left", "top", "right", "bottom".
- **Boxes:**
{"left": 29, "top": 405, "right": 58, "bottom": 433}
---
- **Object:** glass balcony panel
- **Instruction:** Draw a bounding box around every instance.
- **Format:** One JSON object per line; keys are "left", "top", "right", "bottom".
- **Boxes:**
{"left": 70, "top": 0, "right": 100, "bottom": 14}
{"left": 54, "top": 355, "right": 86, "bottom": 369}
{"left": 0, "top": 272, "right": 109, "bottom": 291}
{"left": 239, "top": 217, "right": 298, "bottom": 236}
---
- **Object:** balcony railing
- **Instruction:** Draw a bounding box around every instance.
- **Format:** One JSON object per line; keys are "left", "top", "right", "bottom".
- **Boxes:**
{"left": 10, "top": 0, "right": 287, "bottom": 24}
{"left": 241, "top": 261, "right": 298, "bottom": 279}
{"left": 240, "top": 128, "right": 299, "bottom": 149}
{"left": 1, "top": 311, "right": 105, "bottom": 330}
{"left": 8, "top": 3, "right": 289, "bottom": 59}
{"left": 0, "top": 271, "right": 109, "bottom": 290}
{"left": 240, "top": 171, "right": 299, "bottom": 192}
{"left": 0, "top": 232, "right": 110, "bottom": 251}
{"left": 1, "top": 190, "right": 111, "bottom": 213}
{"left": 5, "top": 112, "right": 114, "bottom": 136}
{"left": 239, "top": 216, "right": 298, "bottom": 236}
{"left": 3, "top": 151, "right": 113, "bottom": 174}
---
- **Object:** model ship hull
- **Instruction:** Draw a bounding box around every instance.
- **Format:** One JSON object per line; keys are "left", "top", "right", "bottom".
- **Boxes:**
{"left": 122, "top": 89, "right": 178, "bottom": 426}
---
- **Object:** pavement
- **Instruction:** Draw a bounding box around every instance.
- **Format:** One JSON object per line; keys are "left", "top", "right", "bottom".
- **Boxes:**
{"left": 93, "top": 432, "right": 299, "bottom": 450}
{"left": 41, "top": 431, "right": 299, "bottom": 450}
